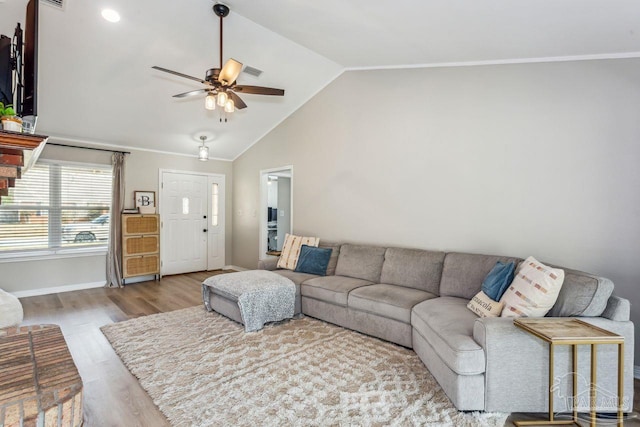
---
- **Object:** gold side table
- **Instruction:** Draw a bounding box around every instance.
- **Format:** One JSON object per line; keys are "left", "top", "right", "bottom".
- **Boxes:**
{"left": 513, "top": 318, "right": 624, "bottom": 427}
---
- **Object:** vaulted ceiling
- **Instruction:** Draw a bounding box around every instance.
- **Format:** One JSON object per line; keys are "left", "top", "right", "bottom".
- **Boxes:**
{"left": 1, "top": 0, "right": 639, "bottom": 160}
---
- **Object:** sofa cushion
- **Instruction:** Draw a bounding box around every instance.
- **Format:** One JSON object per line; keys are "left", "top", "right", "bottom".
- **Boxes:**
{"left": 273, "top": 269, "right": 319, "bottom": 285}
{"left": 547, "top": 269, "right": 614, "bottom": 317}
{"left": 334, "top": 244, "right": 386, "bottom": 283}
{"left": 379, "top": 248, "right": 445, "bottom": 294}
{"left": 319, "top": 241, "right": 341, "bottom": 276}
{"left": 411, "top": 297, "right": 485, "bottom": 375}
{"left": 348, "top": 284, "right": 436, "bottom": 323}
{"left": 440, "top": 252, "right": 522, "bottom": 300}
{"left": 301, "top": 275, "right": 373, "bottom": 306}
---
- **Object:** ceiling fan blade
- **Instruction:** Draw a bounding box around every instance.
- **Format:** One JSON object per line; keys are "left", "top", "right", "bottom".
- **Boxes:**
{"left": 228, "top": 91, "right": 247, "bottom": 109}
{"left": 152, "top": 66, "right": 207, "bottom": 84}
{"left": 173, "top": 89, "right": 210, "bottom": 98}
{"left": 218, "top": 59, "right": 243, "bottom": 86}
{"left": 234, "top": 85, "right": 285, "bottom": 96}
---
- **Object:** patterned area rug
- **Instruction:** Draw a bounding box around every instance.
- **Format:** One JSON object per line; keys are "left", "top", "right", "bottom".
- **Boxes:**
{"left": 101, "top": 307, "right": 507, "bottom": 426}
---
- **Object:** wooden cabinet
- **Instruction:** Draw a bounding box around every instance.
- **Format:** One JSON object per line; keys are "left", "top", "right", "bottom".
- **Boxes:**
{"left": 122, "top": 214, "right": 160, "bottom": 284}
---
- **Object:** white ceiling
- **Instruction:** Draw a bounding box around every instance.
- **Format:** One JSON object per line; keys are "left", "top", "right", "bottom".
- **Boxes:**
{"left": 1, "top": 0, "right": 342, "bottom": 160}
{"left": 226, "top": 0, "right": 640, "bottom": 67}
{"left": 1, "top": 0, "right": 640, "bottom": 160}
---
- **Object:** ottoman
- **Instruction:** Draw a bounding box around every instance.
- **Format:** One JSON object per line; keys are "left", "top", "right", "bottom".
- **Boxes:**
{"left": 202, "top": 270, "right": 297, "bottom": 332}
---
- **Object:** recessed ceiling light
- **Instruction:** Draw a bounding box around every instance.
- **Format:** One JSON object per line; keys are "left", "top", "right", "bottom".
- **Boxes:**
{"left": 101, "top": 9, "right": 121, "bottom": 23}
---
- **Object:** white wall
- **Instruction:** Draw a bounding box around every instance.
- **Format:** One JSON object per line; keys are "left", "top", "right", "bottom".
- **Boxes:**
{"left": 0, "top": 144, "right": 232, "bottom": 294}
{"left": 233, "top": 59, "right": 640, "bottom": 363}
{"left": 0, "top": 1, "right": 28, "bottom": 42}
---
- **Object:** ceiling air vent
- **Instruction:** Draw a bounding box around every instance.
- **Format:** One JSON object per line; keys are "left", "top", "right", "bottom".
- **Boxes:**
{"left": 41, "top": 0, "right": 65, "bottom": 10}
{"left": 242, "top": 65, "right": 263, "bottom": 78}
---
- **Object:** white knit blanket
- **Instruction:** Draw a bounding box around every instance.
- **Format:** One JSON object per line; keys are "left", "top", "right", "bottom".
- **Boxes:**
{"left": 203, "top": 270, "right": 296, "bottom": 332}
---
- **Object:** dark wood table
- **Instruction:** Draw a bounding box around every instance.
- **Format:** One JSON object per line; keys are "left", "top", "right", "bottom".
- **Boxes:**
{"left": 0, "top": 324, "right": 83, "bottom": 426}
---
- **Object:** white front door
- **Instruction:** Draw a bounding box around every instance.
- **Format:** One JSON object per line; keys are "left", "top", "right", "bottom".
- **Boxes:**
{"left": 161, "top": 171, "right": 222, "bottom": 276}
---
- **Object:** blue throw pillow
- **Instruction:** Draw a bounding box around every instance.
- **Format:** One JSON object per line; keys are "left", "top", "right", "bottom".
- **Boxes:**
{"left": 481, "top": 261, "right": 516, "bottom": 301}
{"left": 294, "top": 245, "right": 332, "bottom": 276}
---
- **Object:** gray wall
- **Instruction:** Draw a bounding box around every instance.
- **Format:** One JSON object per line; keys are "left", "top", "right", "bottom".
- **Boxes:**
{"left": 0, "top": 144, "right": 232, "bottom": 294}
{"left": 233, "top": 59, "right": 640, "bottom": 364}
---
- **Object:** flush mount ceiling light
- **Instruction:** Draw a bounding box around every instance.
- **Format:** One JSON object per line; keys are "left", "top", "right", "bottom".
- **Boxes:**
{"left": 198, "top": 135, "right": 209, "bottom": 161}
{"left": 101, "top": 9, "right": 121, "bottom": 23}
{"left": 152, "top": 3, "right": 284, "bottom": 122}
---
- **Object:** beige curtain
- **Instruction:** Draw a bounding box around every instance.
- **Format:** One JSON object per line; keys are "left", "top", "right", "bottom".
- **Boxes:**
{"left": 106, "top": 152, "right": 125, "bottom": 288}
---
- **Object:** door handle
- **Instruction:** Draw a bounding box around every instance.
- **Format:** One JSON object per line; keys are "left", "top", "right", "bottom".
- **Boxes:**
{"left": 203, "top": 229, "right": 208, "bottom": 233}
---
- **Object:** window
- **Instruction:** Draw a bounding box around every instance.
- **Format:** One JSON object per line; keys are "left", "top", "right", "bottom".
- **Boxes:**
{"left": 211, "top": 183, "right": 219, "bottom": 226}
{"left": 0, "top": 161, "right": 113, "bottom": 254}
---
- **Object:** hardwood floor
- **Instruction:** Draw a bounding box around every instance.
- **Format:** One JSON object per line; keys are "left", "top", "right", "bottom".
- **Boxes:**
{"left": 19, "top": 271, "right": 221, "bottom": 427}
{"left": 18, "top": 272, "right": 640, "bottom": 427}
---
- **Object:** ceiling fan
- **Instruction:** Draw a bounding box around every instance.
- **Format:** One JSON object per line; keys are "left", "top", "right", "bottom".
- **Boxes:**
{"left": 152, "top": 3, "right": 284, "bottom": 118}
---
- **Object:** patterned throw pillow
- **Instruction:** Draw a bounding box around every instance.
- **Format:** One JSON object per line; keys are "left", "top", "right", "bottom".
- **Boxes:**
{"left": 277, "top": 233, "right": 320, "bottom": 270}
{"left": 467, "top": 291, "right": 504, "bottom": 318}
{"left": 501, "top": 256, "right": 565, "bottom": 318}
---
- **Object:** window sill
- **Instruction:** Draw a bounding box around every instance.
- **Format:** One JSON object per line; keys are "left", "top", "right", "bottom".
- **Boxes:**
{"left": 0, "top": 247, "right": 108, "bottom": 263}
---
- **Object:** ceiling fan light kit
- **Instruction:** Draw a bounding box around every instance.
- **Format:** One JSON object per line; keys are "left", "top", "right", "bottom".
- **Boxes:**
{"left": 152, "top": 3, "right": 285, "bottom": 124}
{"left": 205, "top": 93, "right": 216, "bottom": 110}
{"left": 217, "top": 91, "right": 228, "bottom": 107}
{"left": 224, "top": 99, "right": 235, "bottom": 113}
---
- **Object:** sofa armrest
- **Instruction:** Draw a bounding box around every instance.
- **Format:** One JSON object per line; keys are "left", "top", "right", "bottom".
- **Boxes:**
{"left": 602, "top": 295, "right": 630, "bottom": 321}
{"left": 473, "top": 316, "right": 634, "bottom": 413}
{"left": 258, "top": 257, "right": 279, "bottom": 271}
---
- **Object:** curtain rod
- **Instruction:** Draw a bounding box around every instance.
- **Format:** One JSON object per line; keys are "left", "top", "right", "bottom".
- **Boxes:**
{"left": 46, "top": 142, "right": 131, "bottom": 155}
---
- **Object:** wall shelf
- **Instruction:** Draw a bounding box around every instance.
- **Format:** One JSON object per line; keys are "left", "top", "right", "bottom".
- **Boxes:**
{"left": 0, "top": 130, "right": 48, "bottom": 203}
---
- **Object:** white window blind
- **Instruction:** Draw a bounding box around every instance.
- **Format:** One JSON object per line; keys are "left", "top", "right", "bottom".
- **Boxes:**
{"left": 0, "top": 161, "right": 113, "bottom": 253}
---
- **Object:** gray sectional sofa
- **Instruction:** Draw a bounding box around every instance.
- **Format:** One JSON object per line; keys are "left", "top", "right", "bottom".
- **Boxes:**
{"left": 246, "top": 242, "right": 635, "bottom": 414}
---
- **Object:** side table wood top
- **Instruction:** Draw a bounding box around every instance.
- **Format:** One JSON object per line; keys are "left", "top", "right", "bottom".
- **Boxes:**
{"left": 514, "top": 318, "right": 623, "bottom": 344}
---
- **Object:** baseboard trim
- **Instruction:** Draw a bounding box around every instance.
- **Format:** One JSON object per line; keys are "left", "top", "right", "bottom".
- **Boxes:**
{"left": 634, "top": 365, "right": 640, "bottom": 380}
{"left": 223, "top": 265, "right": 248, "bottom": 272}
{"left": 11, "top": 281, "right": 105, "bottom": 298}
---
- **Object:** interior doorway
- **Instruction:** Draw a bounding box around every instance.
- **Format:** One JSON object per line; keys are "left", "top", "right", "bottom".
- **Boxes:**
{"left": 259, "top": 166, "right": 293, "bottom": 260}
{"left": 159, "top": 169, "right": 226, "bottom": 275}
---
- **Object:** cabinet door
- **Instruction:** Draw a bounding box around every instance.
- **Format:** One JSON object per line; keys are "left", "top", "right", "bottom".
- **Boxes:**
{"left": 123, "top": 255, "right": 160, "bottom": 277}
{"left": 123, "top": 215, "right": 159, "bottom": 235}
{"left": 123, "top": 235, "right": 159, "bottom": 256}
